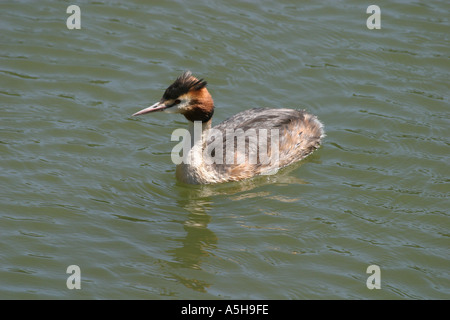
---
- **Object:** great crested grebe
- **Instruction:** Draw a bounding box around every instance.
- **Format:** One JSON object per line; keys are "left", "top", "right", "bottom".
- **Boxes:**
{"left": 133, "top": 71, "right": 324, "bottom": 184}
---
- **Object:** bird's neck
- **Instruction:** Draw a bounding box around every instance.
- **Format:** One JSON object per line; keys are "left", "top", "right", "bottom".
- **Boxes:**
{"left": 187, "top": 119, "right": 211, "bottom": 145}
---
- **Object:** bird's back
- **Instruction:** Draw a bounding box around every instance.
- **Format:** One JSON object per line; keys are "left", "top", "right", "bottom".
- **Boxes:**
{"left": 194, "top": 108, "right": 325, "bottom": 183}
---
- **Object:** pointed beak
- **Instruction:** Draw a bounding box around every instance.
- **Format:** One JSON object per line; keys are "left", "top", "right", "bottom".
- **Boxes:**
{"left": 132, "top": 101, "right": 167, "bottom": 116}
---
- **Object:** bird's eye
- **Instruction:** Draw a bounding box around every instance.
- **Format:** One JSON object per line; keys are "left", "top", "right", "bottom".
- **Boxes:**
{"left": 174, "top": 99, "right": 181, "bottom": 105}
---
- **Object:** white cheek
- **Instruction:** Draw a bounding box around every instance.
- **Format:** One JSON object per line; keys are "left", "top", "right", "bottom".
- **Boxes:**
{"left": 178, "top": 99, "right": 190, "bottom": 110}
{"left": 167, "top": 100, "right": 189, "bottom": 113}
{"left": 163, "top": 107, "right": 179, "bottom": 114}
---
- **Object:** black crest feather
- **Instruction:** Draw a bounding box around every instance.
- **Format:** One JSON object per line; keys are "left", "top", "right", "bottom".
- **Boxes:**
{"left": 162, "top": 71, "right": 207, "bottom": 100}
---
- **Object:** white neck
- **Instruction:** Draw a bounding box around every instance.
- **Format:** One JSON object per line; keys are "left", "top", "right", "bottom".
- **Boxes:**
{"left": 186, "top": 120, "right": 210, "bottom": 167}
{"left": 175, "top": 120, "right": 214, "bottom": 184}
{"left": 187, "top": 120, "right": 211, "bottom": 146}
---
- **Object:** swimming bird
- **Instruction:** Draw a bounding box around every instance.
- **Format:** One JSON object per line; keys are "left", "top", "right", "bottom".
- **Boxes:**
{"left": 133, "top": 71, "right": 324, "bottom": 184}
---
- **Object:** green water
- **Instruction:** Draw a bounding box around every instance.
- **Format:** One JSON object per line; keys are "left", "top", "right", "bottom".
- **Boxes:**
{"left": 1, "top": 0, "right": 449, "bottom": 299}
